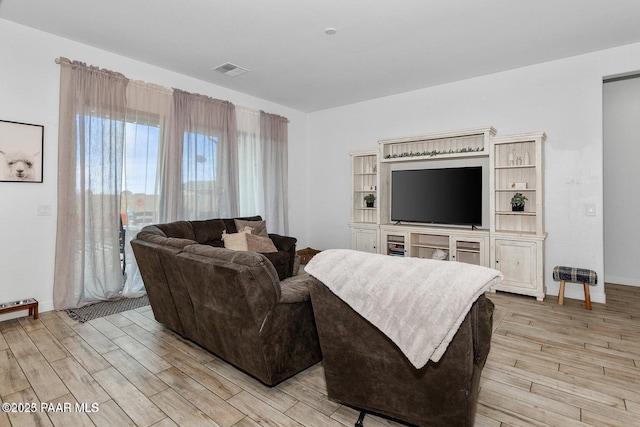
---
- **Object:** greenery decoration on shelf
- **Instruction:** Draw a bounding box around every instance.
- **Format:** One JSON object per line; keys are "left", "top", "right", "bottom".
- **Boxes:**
{"left": 364, "top": 193, "right": 376, "bottom": 207}
{"left": 384, "top": 146, "right": 484, "bottom": 159}
{"left": 510, "top": 192, "right": 528, "bottom": 211}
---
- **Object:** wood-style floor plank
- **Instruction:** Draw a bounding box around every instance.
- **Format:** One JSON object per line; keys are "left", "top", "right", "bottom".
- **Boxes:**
{"left": 49, "top": 356, "right": 111, "bottom": 405}
{"left": 155, "top": 367, "right": 244, "bottom": 427}
{"left": 0, "top": 282, "right": 638, "bottom": 426}
{"left": 92, "top": 367, "right": 165, "bottom": 427}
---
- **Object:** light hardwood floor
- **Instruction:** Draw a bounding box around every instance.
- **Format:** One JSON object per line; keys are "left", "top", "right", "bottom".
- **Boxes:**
{"left": 0, "top": 283, "right": 638, "bottom": 427}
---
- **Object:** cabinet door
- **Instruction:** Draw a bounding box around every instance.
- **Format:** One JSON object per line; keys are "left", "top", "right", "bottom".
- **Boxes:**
{"left": 452, "top": 237, "right": 487, "bottom": 266}
{"left": 381, "top": 230, "right": 408, "bottom": 257}
{"left": 351, "top": 228, "right": 378, "bottom": 253}
{"left": 494, "top": 239, "right": 537, "bottom": 290}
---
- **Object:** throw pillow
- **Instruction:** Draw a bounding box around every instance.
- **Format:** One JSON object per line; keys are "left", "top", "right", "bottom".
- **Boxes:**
{"left": 234, "top": 219, "right": 269, "bottom": 238}
{"left": 246, "top": 233, "right": 278, "bottom": 253}
{"left": 222, "top": 229, "right": 249, "bottom": 251}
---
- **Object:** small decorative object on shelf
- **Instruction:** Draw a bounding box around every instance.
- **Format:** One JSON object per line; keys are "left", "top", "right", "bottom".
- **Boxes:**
{"left": 508, "top": 149, "right": 515, "bottom": 166}
{"left": 364, "top": 193, "right": 376, "bottom": 208}
{"left": 524, "top": 150, "right": 530, "bottom": 165}
{"left": 510, "top": 192, "right": 528, "bottom": 211}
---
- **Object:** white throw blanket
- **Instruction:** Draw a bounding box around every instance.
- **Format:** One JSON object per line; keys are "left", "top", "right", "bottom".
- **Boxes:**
{"left": 305, "top": 249, "right": 502, "bottom": 368}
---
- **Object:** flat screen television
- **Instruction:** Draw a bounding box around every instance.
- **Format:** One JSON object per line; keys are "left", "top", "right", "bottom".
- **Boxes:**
{"left": 391, "top": 167, "right": 482, "bottom": 226}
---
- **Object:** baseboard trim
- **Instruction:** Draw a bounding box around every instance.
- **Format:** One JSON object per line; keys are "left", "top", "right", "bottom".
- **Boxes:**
{"left": 605, "top": 275, "right": 640, "bottom": 287}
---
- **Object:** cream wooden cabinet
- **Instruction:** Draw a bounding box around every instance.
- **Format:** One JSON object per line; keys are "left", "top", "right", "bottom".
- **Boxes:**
{"left": 350, "top": 225, "right": 378, "bottom": 253}
{"left": 349, "top": 150, "right": 381, "bottom": 252}
{"left": 350, "top": 150, "right": 379, "bottom": 225}
{"left": 489, "top": 133, "right": 546, "bottom": 300}
{"left": 491, "top": 236, "right": 545, "bottom": 300}
{"left": 452, "top": 235, "right": 489, "bottom": 266}
{"left": 380, "top": 225, "right": 489, "bottom": 267}
{"left": 349, "top": 127, "right": 547, "bottom": 299}
{"left": 380, "top": 227, "right": 410, "bottom": 257}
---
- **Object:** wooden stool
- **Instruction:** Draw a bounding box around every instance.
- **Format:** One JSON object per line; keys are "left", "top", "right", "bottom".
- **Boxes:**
{"left": 553, "top": 266, "right": 597, "bottom": 310}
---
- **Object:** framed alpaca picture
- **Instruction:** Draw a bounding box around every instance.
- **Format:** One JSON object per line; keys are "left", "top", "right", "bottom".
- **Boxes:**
{"left": 0, "top": 119, "right": 44, "bottom": 183}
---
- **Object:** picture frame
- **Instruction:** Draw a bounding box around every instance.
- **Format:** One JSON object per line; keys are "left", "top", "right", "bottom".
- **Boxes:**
{"left": 0, "top": 119, "right": 44, "bottom": 183}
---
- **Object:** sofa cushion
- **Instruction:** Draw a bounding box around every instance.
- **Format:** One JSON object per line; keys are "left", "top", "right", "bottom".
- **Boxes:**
{"left": 261, "top": 251, "right": 290, "bottom": 281}
{"left": 191, "top": 219, "right": 226, "bottom": 244}
{"left": 246, "top": 233, "right": 278, "bottom": 253}
{"left": 222, "top": 229, "right": 251, "bottom": 251}
{"left": 235, "top": 219, "right": 269, "bottom": 238}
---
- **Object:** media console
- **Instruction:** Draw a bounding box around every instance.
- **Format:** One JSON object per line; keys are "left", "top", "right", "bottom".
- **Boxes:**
{"left": 350, "top": 127, "right": 547, "bottom": 301}
{"left": 380, "top": 224, "right": 489, "bottom": 266}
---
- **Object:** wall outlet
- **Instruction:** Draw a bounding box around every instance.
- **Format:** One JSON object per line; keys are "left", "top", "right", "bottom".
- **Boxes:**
{"left": 37, "top": 205, "right": 51, "bottom": 216}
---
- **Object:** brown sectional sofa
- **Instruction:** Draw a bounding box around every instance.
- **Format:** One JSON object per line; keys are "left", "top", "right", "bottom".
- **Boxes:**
{"left": 131, "top": 216, "right": 322, "bottom": 386}
{"left": 132, "top": 215, "right": 495, "bottom": 422}
{"left": 309, "top": 281, "right": 495, "bottom": 427}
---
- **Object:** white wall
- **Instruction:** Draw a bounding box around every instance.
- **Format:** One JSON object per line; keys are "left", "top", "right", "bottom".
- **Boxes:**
{"left": 307, "top": 42, "right": 640, "bottom": 305}
{"left": 604, "top": 77, "right": 640, "bottom": 286}
{"left": 0, "top": 19, "right": 309, "bottom": 320}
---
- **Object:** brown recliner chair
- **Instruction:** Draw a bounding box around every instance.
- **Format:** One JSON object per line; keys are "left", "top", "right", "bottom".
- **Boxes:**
{"left": 309, "top": 280, "right": 495, "bottom": 427}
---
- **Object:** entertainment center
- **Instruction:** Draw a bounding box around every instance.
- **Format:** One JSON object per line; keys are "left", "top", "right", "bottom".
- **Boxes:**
{"left": 349, "top": 127, "right": 547, "bottom": 300}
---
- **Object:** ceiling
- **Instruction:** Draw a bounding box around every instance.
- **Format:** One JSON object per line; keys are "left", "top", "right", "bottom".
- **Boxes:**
{"left": 2, "top": 0, "right": 640, "bottom": 112}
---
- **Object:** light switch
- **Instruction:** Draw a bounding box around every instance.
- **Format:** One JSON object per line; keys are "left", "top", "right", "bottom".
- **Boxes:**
{"left": 585, "top": 204, "right": 596, "bottom": 217}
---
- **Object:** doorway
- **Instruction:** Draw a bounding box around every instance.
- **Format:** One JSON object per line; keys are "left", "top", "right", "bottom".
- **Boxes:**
{"left": 603, "top": 75, "right": 640, "bottom": 287}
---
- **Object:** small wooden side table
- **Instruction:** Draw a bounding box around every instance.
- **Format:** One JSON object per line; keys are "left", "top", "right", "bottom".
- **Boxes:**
{"left": 0, "top": 298, "right": 38, "bottom": 319}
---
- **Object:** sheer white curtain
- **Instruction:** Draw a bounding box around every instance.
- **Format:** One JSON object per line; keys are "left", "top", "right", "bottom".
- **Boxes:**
{"left": 261, "top": 111, "right": 290, "bottom": 235}
{"left": 120, "top": 81, "right": 172, "bottom": 295}
{"left": 54, "top": 59, "right": 288, "bottom": 310}
{"left": 235, "top": 108, "right": 289, "bottom": 234}
{"left": 163, "top": 89, "right": 239, "bottom": 220}
{"left": 53, "top": 59, "right": 128, "bottom": 309}
{"left": 237, "top": 107, "right": 264, "bottom": 217}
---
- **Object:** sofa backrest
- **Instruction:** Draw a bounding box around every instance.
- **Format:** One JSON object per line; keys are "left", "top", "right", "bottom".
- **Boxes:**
{"left": 174, "top": 245, "right": 281, "bottom": 368}
{"left": 140, "top": 215, "right": 264, "bottom": 247}
{"left": 180, "top": 244, "right": 281, "bottom": 307}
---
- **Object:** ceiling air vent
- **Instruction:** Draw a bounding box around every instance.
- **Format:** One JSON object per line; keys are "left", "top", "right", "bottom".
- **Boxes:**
{"left": 212, "top": 62, "right": 249, "bottom": 77}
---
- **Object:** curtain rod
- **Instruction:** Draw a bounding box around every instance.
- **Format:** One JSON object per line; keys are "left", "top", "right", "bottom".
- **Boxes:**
{"left": 53, "top": 57, "right": 289, "bottom": 121}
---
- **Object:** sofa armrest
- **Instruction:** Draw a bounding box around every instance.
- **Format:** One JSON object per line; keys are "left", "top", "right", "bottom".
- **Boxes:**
{"left": 268, "top": 234, "right": 297, "bottom": 279}
{"left": 268, "top": 234, "right": 297, "bottom": 252}
{"left": 473, "top": 295, "right": 495, "bottom": 368}
{"left": 279, "top": 273, "right": 315, "bottom": 303}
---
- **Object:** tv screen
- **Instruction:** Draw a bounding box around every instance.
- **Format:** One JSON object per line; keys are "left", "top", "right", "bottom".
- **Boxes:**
{"left": 391, "top": 167, "right": 482, "bottom": 226}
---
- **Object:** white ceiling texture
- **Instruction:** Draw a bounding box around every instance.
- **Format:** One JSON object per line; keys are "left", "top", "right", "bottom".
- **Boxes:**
{"left": 2, "top": 0, "right": 640, "bottom": 112}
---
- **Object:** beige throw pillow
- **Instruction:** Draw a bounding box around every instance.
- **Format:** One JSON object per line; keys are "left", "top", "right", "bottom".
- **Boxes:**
{"left": 222, "top": 229, "right": 249, "bottom": 251}
{"left": 234, "top": 219, "right": 269, "bottom": 237}
{"left": 246, "top": 233, "right": 278, "bottom": 253}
